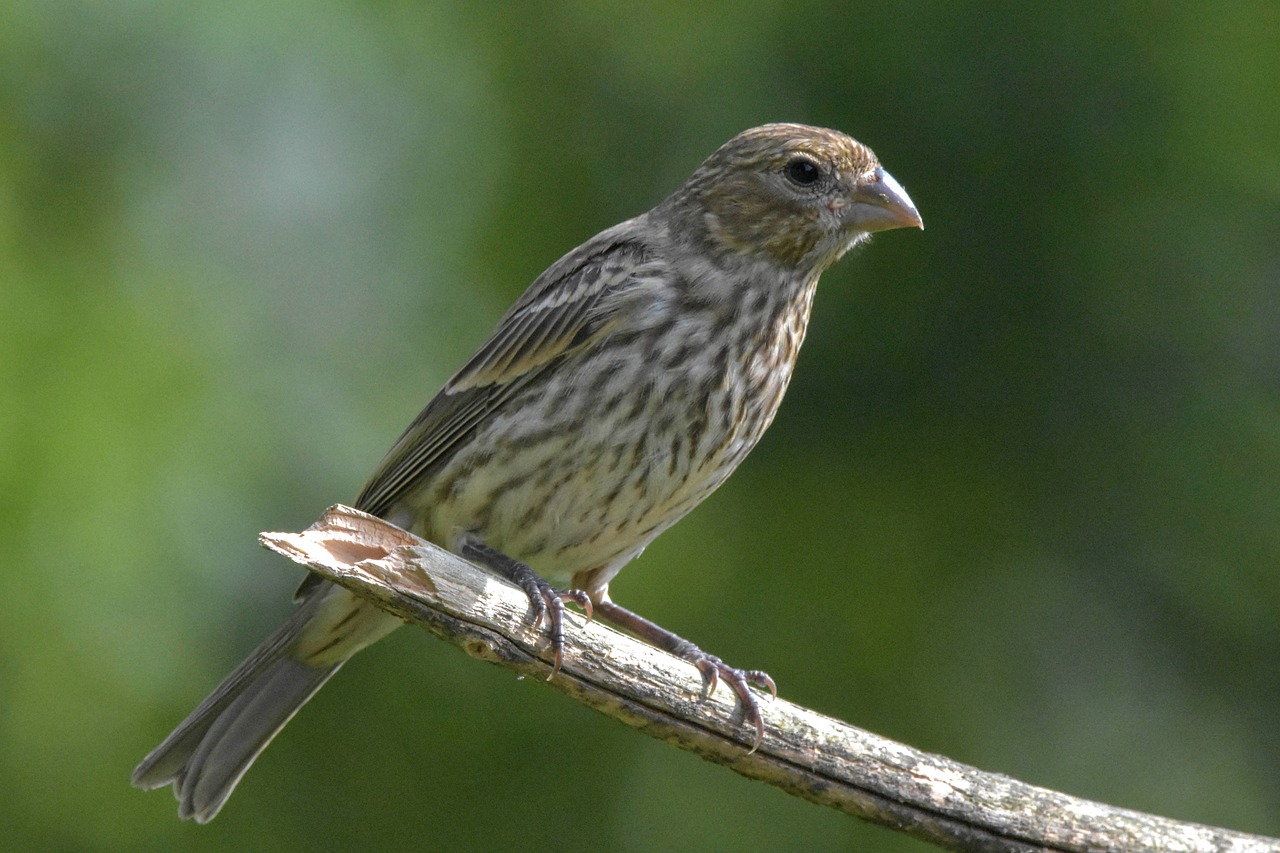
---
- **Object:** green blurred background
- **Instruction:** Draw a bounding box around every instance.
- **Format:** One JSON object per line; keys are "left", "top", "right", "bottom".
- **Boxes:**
{"left": 3, "top": 1, "right": 1278, "bottom": 850}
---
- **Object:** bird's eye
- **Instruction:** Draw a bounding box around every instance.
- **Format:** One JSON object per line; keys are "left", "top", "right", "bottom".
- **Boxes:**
{"left": 784, "top": 157, "right": 822, "bottom": 187}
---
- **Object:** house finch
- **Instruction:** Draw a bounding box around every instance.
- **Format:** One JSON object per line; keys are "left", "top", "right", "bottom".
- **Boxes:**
{"left": 133, "top": 123, "right": 922, "bottom": 822}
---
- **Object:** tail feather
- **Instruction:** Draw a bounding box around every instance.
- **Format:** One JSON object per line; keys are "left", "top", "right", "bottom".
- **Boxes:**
{"left": 181, "top": 657, "right": 340, "bottom": 822}
{"left": 133, "top": 584, "right": 399, "bottom": 823}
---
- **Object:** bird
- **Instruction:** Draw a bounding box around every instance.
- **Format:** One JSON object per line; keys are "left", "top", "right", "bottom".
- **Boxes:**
{"left": 132, "top": 122, "right": 922, "bottom": 823}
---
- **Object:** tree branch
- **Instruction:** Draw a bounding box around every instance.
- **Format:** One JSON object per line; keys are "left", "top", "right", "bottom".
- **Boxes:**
{"left": 261, "top": 505, "right": 1278, "bottom": 853}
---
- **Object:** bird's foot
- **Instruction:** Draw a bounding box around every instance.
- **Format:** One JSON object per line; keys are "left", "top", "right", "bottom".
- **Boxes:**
{"left": 594, "top": 599, "right": 776, "bottom": 751}
{"left": 459, "top": 537, "right": 591, "bottom": 677}
{"left": 674, "top": 646, "right": 776, "bottom": 752}
{"left": 508, "top": 562, "right": 592, "bottom": 677}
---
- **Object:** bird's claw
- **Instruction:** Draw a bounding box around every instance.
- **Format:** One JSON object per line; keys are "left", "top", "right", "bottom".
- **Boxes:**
{"left": 687, "top": 651, "right": 775, "bottom": 752}
{"left": 458, "top": 538, "right": 591, "bottom": 679}
{"left": 508, "top": 563, "right": 591, "bottom": 678}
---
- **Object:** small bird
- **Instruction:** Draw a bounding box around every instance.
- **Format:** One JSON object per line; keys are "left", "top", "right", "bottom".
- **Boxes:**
{"left": 132, "top": 123, "right": 922, "bottom": 822}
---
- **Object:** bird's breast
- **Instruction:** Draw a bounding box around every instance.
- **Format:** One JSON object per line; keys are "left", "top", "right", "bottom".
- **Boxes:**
{"left": 413, "top": 274, "right": 819, "bottom": 586}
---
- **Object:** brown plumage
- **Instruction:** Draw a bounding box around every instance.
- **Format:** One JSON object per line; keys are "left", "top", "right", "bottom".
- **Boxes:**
{"left": 133, "top": 123, "right": 922, "bottom": 822}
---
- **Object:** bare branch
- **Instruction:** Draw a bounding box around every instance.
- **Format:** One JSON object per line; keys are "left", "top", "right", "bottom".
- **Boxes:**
{"left": 261, "top": 505, "right": 1279, "bottom": 853}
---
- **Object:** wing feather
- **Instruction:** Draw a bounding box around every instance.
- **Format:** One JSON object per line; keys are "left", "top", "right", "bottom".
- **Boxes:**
{"left": 352, "top": 226, "right": 651, "bottom": 520}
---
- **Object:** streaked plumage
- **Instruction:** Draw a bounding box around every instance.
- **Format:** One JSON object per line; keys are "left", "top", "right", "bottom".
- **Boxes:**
{"left": 133, "top": 123, "right": 922, "bottom": 822}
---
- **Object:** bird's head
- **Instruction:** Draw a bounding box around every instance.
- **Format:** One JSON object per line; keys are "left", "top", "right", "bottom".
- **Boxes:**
{"left": 665, "top": 123, "right": 922, "bottom": 275}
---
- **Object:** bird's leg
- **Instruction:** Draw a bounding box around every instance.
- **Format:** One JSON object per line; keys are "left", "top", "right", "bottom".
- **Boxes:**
{"left": 458, "top": 537, "right": 592, "bottom": 678}
{"left": 593, "top": 599, "right": 777, "bottom": 751}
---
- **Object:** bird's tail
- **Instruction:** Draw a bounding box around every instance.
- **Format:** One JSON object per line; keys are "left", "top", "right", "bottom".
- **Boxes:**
{"left": 132, "top": 584, "right": 400, "bottom": 823}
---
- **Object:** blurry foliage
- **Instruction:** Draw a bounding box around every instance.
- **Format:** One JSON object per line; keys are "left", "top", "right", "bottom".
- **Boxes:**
{"left": 1, "top": 1, "right": 1277, "bottom": 850}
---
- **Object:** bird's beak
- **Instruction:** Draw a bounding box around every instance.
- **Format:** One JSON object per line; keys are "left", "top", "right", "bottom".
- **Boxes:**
{"left": 845, "top": 167, "right": 923, "bottom": 232}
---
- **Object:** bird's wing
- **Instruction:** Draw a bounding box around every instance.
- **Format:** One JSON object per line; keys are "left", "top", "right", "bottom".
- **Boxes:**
{"left": 351, "top": 225, "right": 652, "bottom": 522}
